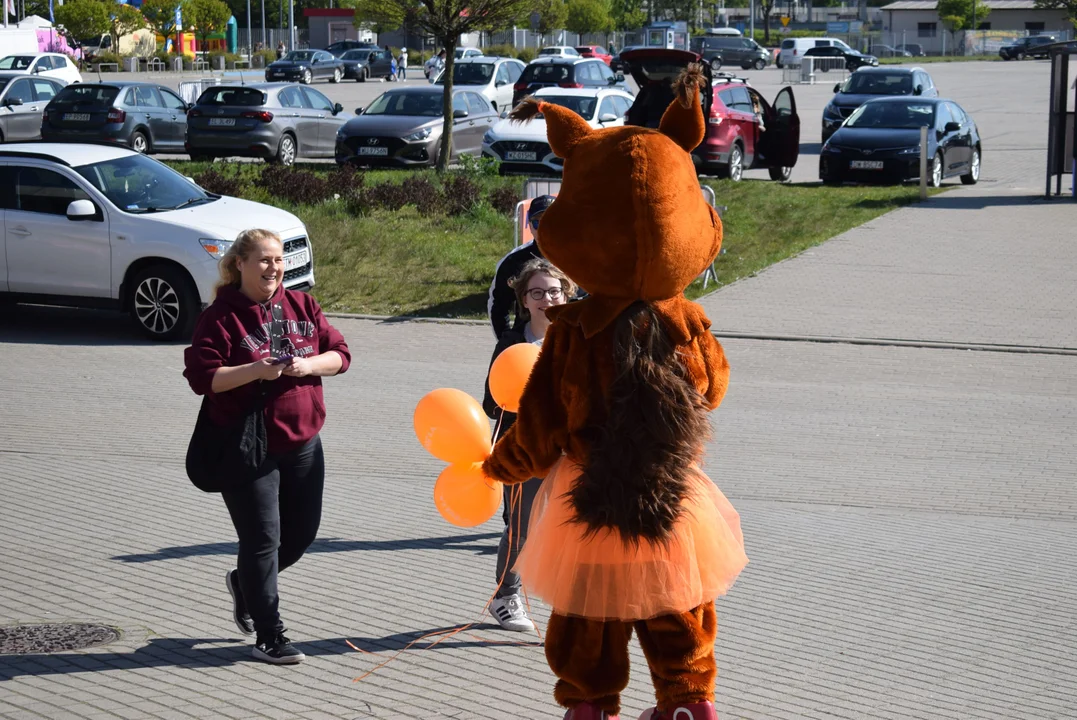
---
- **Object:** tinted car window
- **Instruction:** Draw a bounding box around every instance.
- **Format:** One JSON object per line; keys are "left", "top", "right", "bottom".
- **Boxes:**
{"left": 843, "top": 72, "right": 913, "bottom": 95}
{"left": 199, "top": 87, "right": 266, "bottom": 106}
{"left": 278, "top": 86, "right": 310, "bottom": 108}
{"left": 846, "top": 101, "right": 935, "bottom": 129}
{"left": 438, "top": 62, "right": 494, "bottom": 85}
{"left": 522, "top": 64, "right": 572, "bottom": 83}
{"left": 597, "top": 61, "right": 614, "bottom": 80}
{"left": 539, "top": 94, "right": 597, "bottom": 120}
{"left": 53, "top": 84, "right": 120, "bottom": 107}
{"left": 341, "top": 50, "right": 371, "bottom": 60}
{"left": 302, "top": 87, "right": 334, "bottom": 111}
{"left": 160, "top": 88, "right": 186, "bottom": 110}
{"left": 452, "top": 93, "right": 468, "bottom": 114}
{"left": 31, "top": 78, "right": 60, "bottom": 102}
{"left": 781, "top": 40, "right": 795, "bottom": 49}
{"left": 364, "top": 91, "right": 442, "bottom": 116}
{"left": 6, "top": 78, "right": 33, "bottom": 103}
{"left": 0, "top": 56, "right": 35, "bottom": 70}
{"left": 15, "top": 167, "right": 90, "bottom": 216}
{"left": 285, "top": 51, "right": 316, "bottom": 62}
{"left": 135, "top": 86, "right": 163, "bottom": 107}
{"left": 729, "top": 86, "right": 753, "bottom": 112}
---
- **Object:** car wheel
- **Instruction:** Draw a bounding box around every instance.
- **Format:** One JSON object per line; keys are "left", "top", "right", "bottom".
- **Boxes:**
{"left": 961, "top": 148, "right": 980, "bottom": 185}
{"left": 331, "top": 68, "right": 342, "bottom": 83}
{"left": 710, "top": 57, "right": 722, "bottom": 72}
{"left": 130, "top": 264, "right": 198, "bottom": 340}
{"left": 930, "top": 150, "right": 944, "bottom": 188}
{"left": 1016, "top": 51, "right": 1025, "bottom": 61}
{"left": 131, "top": 130, "right": 149, "bottom": 154}
{"left": 302, "top": 69, "right": 312, "bottom": 84}
{"left": 768, "top": 166, "right": 792, "bottom": 182}
{"left": 776, "top": 59, "right": 783, "bottom": 68}
{"left": 358, "top": 67, "right": 367, "bottom": 82}
{"left": 272, "top": 133, "right": 297, "bottom": 166}
{"left": 720, "top": 143, "right": 744, "bottom": 182}
{"left": 753, "top": 58, "right": 766, "bottom": 71}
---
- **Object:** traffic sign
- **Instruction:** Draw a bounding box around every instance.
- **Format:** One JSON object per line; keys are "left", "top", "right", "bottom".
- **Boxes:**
{"left": 780, "top": 16, "right": 790, "bottom": 26}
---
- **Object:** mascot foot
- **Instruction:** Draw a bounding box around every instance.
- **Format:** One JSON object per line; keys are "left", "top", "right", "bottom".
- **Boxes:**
{"left": 565, "top": 701, "right": 620, "bottom": 719}
{"left": 638, "top": 702, "right": 718, "bottom": 720}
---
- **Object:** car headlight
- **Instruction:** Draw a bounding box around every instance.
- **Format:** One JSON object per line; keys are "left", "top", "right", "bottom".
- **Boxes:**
{"left": 199, "top": 238, "right": 233, "bottom": 259}
{"left": 898, "top": 146, "right": 921, "bottom": 155}
{"left": 823, "top": 104, "right": 843, "bottom": 120}
{"left": 404, "top": 127, "right": 433, "bottom": 142}
{"left": 482, "top": 130, "right": 494, "bottom": 144}
{"left": 336, "top": 126, "right": 347, "bottom": 139}
{"left": 822, "top": 143, "right": 844, "bottom": 153}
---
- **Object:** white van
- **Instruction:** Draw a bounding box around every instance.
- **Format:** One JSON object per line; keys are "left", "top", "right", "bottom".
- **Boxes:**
{"left": 777, "top": 37, "right": 853, "bottom": 67}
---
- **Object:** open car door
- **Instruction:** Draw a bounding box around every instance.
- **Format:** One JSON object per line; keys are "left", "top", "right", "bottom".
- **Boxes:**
{"left": 766, "top": 86, "right": 800, "bottom": 169}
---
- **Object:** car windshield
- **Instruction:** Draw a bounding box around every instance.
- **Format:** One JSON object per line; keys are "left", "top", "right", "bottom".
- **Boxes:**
{"left": 845, "top": 101, "right": 935, "bottom": 129}
{"left": 842, "top": 73, "right": 914, "bottom": 95}
{"left": 52, "top": 85, "right": 119, "bottom": 106}
{"left": 535, "top": 95, "right": 598, "bottom": 120}
{"left": 436, "top": 63, "right": 494, "bottom": 85}
{"left": 363, "top": 91, "right": 443, "bottom": 117}
{"left": 285, "top": 51, "right": 315, "bottom": 61}
{"left": 525, "top": 64, "right": 573, "bottom": 83}
{"left": 0, "top": 56, "right": 35, "bottom": 70}
{"left": 342, "top": 50, "right": 372, "bottom": 60}
{"left": 197, "top": 87, "right": 266, "bottom": 106}
{"left": 75, "top": 154, "right": 215, "bottom": 214}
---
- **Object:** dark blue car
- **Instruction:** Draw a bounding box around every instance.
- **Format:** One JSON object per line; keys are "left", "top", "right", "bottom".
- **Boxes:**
{"left": 265, "top": 50, "right": 345, "bottom": 85}
{"left": 822, "top": 67, "right": 938, "bottom": 143}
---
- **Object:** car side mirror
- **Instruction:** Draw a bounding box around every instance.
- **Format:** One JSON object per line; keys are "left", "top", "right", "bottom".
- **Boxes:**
{"left": 3, "top": 97, "right": 23, "bottom": 107}
{"left": 944, "top": 121, "right": 961, "bottom": 132}
{"left": 615, "top": 72, "right": 625, "bottom": 82}
{"left": 312, "top": 58, "right": 319, "bottom": 64}
{"left": 333, "top": 102, "right": 343, "bottom": 115}
{"left": 833, "top": 83, "right": 841, "bottom": 93}
{"left": 453, "top": 108, "right": 468, "bottom": 118}
{"left": 914, "top": 85, "right": 923, "bottom": 96}
{"left": 599, "top": 112, "right": 617, "bottom": 123}
{"left": 66, "top": 199, "right": 97, "bottom": 221}
{"left": 33, "top": 66, "right": 44, "bottom": 73}
{"left": 495, "top": 80, "right": 506, "bottom": 87}
{"left": 499, "top": 109, "right": 509, "bottom": 119}
{"left": 355, "top": 106, "right": 364, "bottom": 114}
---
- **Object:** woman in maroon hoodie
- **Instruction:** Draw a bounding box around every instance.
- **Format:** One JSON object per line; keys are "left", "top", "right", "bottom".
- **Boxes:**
{"left": 184, "top": 229, "right": 350, "bottom": 665}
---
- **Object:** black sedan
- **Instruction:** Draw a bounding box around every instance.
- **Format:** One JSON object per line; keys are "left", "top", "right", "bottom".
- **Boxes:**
{"left": 822, "top": 67, "right": 938, "bottom": 143}
{"left": 804, "top": 45, "right": 878, "bottom": 71}
{"left": 819, "top": 97, "right": 981, "bottom": 187}
{"left": 339, "top": 48, "right": 396, "bottom": 82}
{"left": 265, "top": 50, "right": 345, "bottom": 85}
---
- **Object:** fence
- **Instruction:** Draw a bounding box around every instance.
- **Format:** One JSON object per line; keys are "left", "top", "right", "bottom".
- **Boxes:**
{"left": 236, "top": 28, "right": 311, "bottom": 54}
{"left": 486, "top": 29, "right": 627, "bottom": 52}
{"left": 862, "top": 28, "right": 1074, "bottom": 57}
{"left": 781, "top": 57, "right": 850, "bottom": 85}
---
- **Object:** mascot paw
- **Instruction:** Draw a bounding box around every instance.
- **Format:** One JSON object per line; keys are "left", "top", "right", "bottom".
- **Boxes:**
{"left": 638, "top": 702, "right": 718, "bottom": 720}
{"left": 564, "top": 702, "right": 620, "bottom": 720}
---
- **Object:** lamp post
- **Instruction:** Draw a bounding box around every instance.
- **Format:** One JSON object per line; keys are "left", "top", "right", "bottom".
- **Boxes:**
{"left": 261, "top": 0, "right": 265, "bottom": 48}
{"left": 288, "top": 0, "right": 294, "bottom": 51}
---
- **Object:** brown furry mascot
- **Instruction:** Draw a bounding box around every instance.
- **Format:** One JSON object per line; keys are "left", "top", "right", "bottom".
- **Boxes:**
{"left": 482, "top": 66, "right": 748, "bottom": 720}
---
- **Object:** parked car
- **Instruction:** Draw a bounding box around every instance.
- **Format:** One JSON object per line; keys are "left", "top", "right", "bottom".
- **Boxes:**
{"left": 575, "top": 46, "right": 613, "bottom": 65}
{"left": 610, "top": 46, "right": 642, "bottom": 74}
{"left": 822, "top": 67, "right": 938, "bottom": 143}
{"left": 339, "top": 48, "right": 396, "bottom": 81}
{"left": 335, "top": 85, "right": 498, "bottom": 168}
{"left": 803, "top": 45, "right": 878, "bottom": 71}
{"left": 265, "top": 50, "right": 345, "bottom": 84}
{"left": 433, "top": 56, "right": 525, "bottom": 113}
{"left": 819, "top": 97, "right": 981, "bottom": 187}
{"left": 481, "top": 87, "right": 634, "bottom": 174}
{"left": 689, "top": 35, "right": 770, "bottom": 71}
{"left": 999, "top": 35, "right": 1058, "bottom": 60}
{"left": 512, "top": 57, "right": 628, "bottom": 107}
{"left": 777, "top": 37, "right": 856, "bottom": 68}
{"left": 186, "top": 83, "right": 351, "bottom": 165}
{"left": 41, "top": 82, "right": 189, "bottom": 155}
{"left": 870, "top": 44, "right": 912, "bottom": 58}
{"left": 0, "top": 73, "right": 65, "bottom": 142}
{"left": 895, "top": 43, "right": 925, "bottom": 57}
{"left": 619, "top": 48, "right": 799, "bottom": 181}
{"left": 0, "top": 143, "right": 314, "bottom": 339}
{"left": 538, "top": 46, "right": 581, "bottom": 58}
{"left": 456, "top": 47, "right": 484, "bottom": 60}
{"left": 0, "top": 53, "right": 82, "bottom": 85}
{"left": 325, "top": 39, "right": 379, "bottom": 57}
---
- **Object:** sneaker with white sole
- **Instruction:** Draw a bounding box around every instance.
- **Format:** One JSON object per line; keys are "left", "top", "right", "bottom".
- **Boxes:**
{"left": 490, "top": 593, "right": 535, "bottom": 632}
{"left": 225, "top": 569, "right": 254, "bottom": 635}
{"left": 252, "top": 631, "right": 305, "bottom": 665}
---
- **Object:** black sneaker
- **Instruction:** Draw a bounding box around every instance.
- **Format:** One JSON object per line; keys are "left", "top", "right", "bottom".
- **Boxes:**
{"left": 225, "top": 570, "right": 254, "bottom": 635}
{"left": 252, "top": 631, "right": 305, "bottom": 665}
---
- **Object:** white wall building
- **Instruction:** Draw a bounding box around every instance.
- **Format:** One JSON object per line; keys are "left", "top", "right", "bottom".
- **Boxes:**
{"left": 880, "top": 0, "right": 1073, "bottom": 54}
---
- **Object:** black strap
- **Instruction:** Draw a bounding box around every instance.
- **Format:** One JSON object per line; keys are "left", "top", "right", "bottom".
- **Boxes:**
{"left": 269, "top": 302, "right": 284, "bottom": 359}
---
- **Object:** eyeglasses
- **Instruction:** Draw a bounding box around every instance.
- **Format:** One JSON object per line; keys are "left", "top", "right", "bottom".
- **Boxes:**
{"left": 527, "top": 286, "right": 563, "bottom": 301}
{"left": 528, "top": 213, "right": 544, "bottom": 229}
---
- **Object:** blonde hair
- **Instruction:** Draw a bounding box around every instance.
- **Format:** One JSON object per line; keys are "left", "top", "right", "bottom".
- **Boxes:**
{"left": 509, "top": 258, "right": 577, "bottom": 320}
{"left": 213, "top": 229, "right": 283, "bottom": 299}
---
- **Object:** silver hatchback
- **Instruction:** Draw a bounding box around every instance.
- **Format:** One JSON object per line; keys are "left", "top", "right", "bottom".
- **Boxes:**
{"left": 185, "top": 83, "right": 353, "bottom": 165}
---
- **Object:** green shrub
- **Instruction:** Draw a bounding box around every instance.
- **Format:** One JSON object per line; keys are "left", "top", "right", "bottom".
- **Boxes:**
{"left": 484, "top": 43, "right": 518, "bottom": 60}
{"left": 91, "top": 51, "right": 124, "bottom": 68}
{"left": 255, "top": 48, "right": 277, "bottom": 67}
{"left": 517, "top": 47, "right": 537, "bottom": 63}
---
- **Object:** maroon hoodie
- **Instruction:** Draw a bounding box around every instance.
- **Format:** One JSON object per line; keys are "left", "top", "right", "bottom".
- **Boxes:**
{"left": 183, "top": 285, "right": 351, "bottom": 454}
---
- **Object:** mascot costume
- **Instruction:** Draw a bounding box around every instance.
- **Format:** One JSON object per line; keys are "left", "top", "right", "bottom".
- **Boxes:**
{"left": 482, "top": 65, "right": 749, "bottom": 720}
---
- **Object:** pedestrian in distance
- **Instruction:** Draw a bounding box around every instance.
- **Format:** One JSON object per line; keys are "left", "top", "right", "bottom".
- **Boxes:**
{"left": 183, "top": 229, "right": 351, "bottom": 665}
{"left": 398, "top": 46, "right": 408, "bottom": 80}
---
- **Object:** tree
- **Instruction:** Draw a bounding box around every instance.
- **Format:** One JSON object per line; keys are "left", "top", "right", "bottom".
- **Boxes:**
{"left": 143, "top": 0, "right": 189, "bottom": 51}
{"left": 1033, "top": 0, "right": 1077, "bottom": 28}
{"left": 348, "top": 0, "right": 534, "bottom": 173}
{"left": 610, "top": 0, "right": 645, "bottom": 31}
{"left": 936, "top": 0, "right": 990, "bottom": 50}
{"left": 54, "top": 0, "right": 111, "bottom": 46}
{"left": 534, "top": 0, "right": 569, "bottom": 37}
{"left": 758, "top": 0, "right": 778, "bottom": 42}
{"left": 566, "top": 0, "right": 612, "bottom": 36}
{"left": 187, "top": 0, "right": 232, "bottom": 53}
{"left": 109, "top": 2, "right": 148, "bottom": 53}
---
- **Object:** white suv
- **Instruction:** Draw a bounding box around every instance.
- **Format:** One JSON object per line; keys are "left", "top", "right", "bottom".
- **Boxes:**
{"left": 0, "top": 53, "right": 83, "bottom": 86}
{"left": 0, "top": 143, "right": 315, "bottom": 339}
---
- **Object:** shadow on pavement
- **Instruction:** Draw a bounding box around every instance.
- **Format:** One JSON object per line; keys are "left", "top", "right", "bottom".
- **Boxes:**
{"left": 0, "top": 304, "right": 182, "bottom": 347}
{"left": 391, "top": 291, "right": 488, "bottom": 322}
{"left": 0, "top": 628, "right": 541, "bottom": 679}
{"left": 914, "top": 192, "right": 1052, "bottom": 210}
{"left": 111, "top": 533, "right": 501, "bottom": 563}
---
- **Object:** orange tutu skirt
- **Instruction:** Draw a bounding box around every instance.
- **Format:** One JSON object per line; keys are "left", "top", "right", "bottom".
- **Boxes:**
{"left": 514, "top": 457, "right": 748, "bottom": 621}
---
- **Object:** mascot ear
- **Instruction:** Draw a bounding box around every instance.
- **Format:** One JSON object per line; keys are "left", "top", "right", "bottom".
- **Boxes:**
{"left": 658, "top": 64, "right": 707, "bottom": 153}
{"left": 510, "top": 96, "right": 594, "bottom": 159}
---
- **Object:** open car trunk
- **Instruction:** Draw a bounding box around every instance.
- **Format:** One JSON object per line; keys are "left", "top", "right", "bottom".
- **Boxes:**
{"left": 619, "top": 48, "right": 713, "bottom": 130}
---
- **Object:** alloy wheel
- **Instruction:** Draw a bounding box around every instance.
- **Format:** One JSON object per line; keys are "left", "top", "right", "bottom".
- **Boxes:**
{"left": 279, "top": 135, "right": 296, "bottom": 165}
{"left": 931, "top": 152, "right": 943, "bottom": 187}
{"left": 970, "top": 150, "right": 980, "bottom": 181}
{"left": 133, "top": 277, "right": 180, "bottom": 335}
{"left": 132, "top": 133, "right": 147, "bottom": 153}
{"left": 729, "top": 145, "right": 743, "bottom": 182}
{"left": 303, "top": 69, "right": 312, "bottom": 84}
{"left": 710, "top": 58, "right": 722, "bottom": 71}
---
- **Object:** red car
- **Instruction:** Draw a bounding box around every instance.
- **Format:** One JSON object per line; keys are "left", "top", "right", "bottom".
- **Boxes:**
{"left": 620, "top": 48, "right": 800, "bottom": 182}
{"left": 575, "top": 45, "right": 613, "bottom": 65}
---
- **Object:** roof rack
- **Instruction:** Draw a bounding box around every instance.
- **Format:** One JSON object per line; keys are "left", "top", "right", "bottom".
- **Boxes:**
{"left": 711, "top": 72, "right": 749, "bottom": 85}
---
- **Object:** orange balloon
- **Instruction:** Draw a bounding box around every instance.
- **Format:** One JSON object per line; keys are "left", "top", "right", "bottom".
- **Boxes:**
{"left": 433, "top": 462, "right": 503, "bottom": 527}
{"left": 414, "top": 388, "right": 492, "bottom": 464}
{"left": 489, "top": 343, "right": 541, "bottom": 413}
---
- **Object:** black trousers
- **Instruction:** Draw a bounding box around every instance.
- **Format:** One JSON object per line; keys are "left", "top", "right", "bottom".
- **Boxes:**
{"left": 222, "top": 435, "right": 324, "bottom": 637}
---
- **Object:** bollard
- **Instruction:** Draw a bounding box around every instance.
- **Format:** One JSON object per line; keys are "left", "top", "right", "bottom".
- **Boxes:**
{"left": 919, "top": 125, "right": 928, "bottom": 201}
{"left": 172, "top": 57, "right": 183, "bottom": 72}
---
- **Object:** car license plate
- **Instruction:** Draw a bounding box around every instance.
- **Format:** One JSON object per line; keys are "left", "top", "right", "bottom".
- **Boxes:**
{"left": 850, "top": 160, "right": 884, "bottom": 170}
{"left": 505, "top": 151, "right": 537, "bottom": 161}
{"left": 63, "top": 113, "right": 90, "bottom": 122}
{"left": 284, "top": 249, "right": 309, "bottom": 271}
{"left": 358, "top": 146, "right": 389, "bottom": 156}
{"left": 208, "top": 118, "right": 236, "bottom": 127}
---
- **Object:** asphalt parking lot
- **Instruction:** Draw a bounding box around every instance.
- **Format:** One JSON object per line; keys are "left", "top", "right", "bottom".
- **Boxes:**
{"left": 104, "top": 58, "right": 1053, "bottom": 188}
